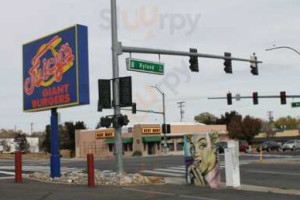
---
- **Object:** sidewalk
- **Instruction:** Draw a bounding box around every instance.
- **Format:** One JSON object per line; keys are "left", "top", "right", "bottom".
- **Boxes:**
{"left": 1, "top": 178, "right": 299, "bottom": 200}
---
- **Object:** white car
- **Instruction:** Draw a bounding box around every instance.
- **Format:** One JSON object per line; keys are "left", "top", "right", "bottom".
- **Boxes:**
{"left": 282, "top": 140, "right": 300, "bottom": 151}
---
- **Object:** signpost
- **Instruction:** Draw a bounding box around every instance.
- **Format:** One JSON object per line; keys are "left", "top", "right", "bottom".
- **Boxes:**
{"left": 292, "top": 102, "right": 300, "bottom": 108}
{"left": 23, "top": 24, "right": 89, "bottom": 178}
{"left": 126, "top": 58, "right": 164, "bottom": 75}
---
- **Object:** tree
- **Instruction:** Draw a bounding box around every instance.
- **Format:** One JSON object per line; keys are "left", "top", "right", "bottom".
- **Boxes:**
{"left": 194, "top": 112, "right": 217, "bottom": 124}
{"left": 41, "top": 121, "right": 87, "bottom": 155}
{"left": 14, "top": 133, "right": 30, "bottom": 153}
{"left": 41, "top": 125, "right": 51, "bottom": 153}
{"left": 227, "top": 115, "right": 262, "bottom": 142}
{"left": 0, "top": 129, "right": 18, "bottom": 139}
{"left": 216, "top": 111, "right": 242, "bottom": 125}
{"left": 241, "top": 116, "right": 262, "bottom": 142}
{"left": 274, "top": 116, "right": 299, "bottom": 129}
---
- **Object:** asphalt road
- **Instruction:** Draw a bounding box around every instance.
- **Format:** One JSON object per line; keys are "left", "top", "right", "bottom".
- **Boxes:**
{"left": 1, "top": 151, "right": 300, "bottom": 191}
{"left": 1, "top": 179, "right": 299, "bottom": 200}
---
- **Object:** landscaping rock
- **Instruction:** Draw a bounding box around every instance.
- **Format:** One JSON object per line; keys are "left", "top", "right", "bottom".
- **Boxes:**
{"left": 28, "top": 170, "right": 164, "bottom": 186}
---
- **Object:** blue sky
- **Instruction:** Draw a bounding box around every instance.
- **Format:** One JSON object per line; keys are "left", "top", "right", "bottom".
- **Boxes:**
{"left": 1, "top": 0, "right": 300, "bottom": 133}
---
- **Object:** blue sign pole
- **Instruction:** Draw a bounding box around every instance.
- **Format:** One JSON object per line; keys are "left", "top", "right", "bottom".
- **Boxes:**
{"left": 50, "top": 108, "right": 60, "bottom": 178}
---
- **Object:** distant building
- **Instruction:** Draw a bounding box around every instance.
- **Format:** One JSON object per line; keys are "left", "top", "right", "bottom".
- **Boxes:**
{"left": 75, "top": 122, "right": 228, "bottom": 158}
{"left": 252, "top": 129, "right": 300, "bottom": 144}
{"left": 0, "top": 137, "right": 39, "bottom": 153}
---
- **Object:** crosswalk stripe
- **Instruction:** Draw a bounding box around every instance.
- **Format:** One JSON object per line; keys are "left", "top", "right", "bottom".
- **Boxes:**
{"left": 0, "top": 171, "right": 15, "bottom": 175}
{"left": 169, "top": 167, "right": 186, "bottom": 170}
{"left": 139, "top": 164, "right": 227, "bottom": 178}
{"left": 140, "top": 170, "right": 184, "bottom": 177}
{"left": 155, "top": 168, "right": 186, "bottom": 174}
{"left": 0, "top": 177, "right": 14, "bottom": 180}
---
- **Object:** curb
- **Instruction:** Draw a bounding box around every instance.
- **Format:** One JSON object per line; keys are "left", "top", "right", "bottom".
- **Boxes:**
{"left": 241, "top": 184, "right": 300, "bottom": 196}
{"left": 165, "top": 177, "right": 300, "bottom": 196}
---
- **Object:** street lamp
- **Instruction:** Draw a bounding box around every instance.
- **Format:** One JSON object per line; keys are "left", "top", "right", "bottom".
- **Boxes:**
{"left": 266, "top": 45, "right": 300, "bottom": 56}
{"left": 150, "top": 85, "right": 168, "bottom": 154}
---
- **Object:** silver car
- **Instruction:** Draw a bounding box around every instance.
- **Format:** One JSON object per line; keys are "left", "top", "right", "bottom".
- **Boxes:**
{"left": 282, "top": 140, "right": 300, "bottom": 151}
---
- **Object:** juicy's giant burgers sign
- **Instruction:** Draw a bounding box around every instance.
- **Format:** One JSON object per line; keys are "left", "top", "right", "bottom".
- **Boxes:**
{"left": 23, "top": 25, "right": 89, "bottom": 112}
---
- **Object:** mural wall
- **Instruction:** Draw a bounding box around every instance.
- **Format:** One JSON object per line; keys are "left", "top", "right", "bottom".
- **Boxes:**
{"left": 184, "top": 132, "right": 221, "bottom": 188}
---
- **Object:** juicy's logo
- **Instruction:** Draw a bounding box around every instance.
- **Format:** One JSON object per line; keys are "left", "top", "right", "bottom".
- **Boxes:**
{"left": 24, "top": 36, "right": 74, "bottom": 96}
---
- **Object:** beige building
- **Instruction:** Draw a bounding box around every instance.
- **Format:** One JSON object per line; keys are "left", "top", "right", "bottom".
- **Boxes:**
{"left": 75, "top": 122, "right": 227, "bottom": 158}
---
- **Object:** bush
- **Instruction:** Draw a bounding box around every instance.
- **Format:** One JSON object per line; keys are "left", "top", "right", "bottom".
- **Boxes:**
{"left": 132, "top": 150, "right": 142, "bottom": 157}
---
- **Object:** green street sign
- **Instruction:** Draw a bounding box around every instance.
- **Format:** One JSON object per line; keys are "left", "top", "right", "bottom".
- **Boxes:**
{"left": 292, "top": 102, "right": 300, "bottom": 108}
{"left": 126, "top": 58, "right": 164, "bottom": 75}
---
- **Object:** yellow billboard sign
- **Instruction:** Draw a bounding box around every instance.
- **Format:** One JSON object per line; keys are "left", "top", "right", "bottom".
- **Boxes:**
{"left": 142, "top": 128, "right": 161, "bottom": 135}
{"left": 95, "top": 130, "right": 115, "bottom": 139}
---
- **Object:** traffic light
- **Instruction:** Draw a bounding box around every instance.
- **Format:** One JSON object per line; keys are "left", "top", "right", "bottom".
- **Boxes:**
{"left": 227, "top": 92, "right": 232, "bottom": 105}
{"left": 100, "top": 117, "right": 112, "bottom": 128}
{"left": 253, "top": 92, "right": 258, "bottom": 105}
{"left": 224, "top": 52, "right": 232, "bottom": 74}
{"left": 162, "top": 124, "right": 171, "bottom": 134}
{"left": 117, "top": 115, "right": 130, "bottom": 127}
{"left": 280, "top": 91, "right": 287, "bottom": 105}
{"left": 250, "top": 54, "right": 259, "bottom": 75}
{"left": 132, "top": 103, "right": 137, "bottom": 114}
{"left": 189, "top": 48, "right": 199, "bottom": 72}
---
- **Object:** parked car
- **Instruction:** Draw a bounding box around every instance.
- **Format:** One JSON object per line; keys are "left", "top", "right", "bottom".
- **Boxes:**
{"left": 218, "top": 141, "right": 228, "bottom": 153}
{"left": 256, "top": 141, "right": 281, "bottom": 152}
{"left": 282, "top": 140, "right": 300, "bottom": 151}
{"left": 239, "top": 140, "right": 250, "bottom": 153}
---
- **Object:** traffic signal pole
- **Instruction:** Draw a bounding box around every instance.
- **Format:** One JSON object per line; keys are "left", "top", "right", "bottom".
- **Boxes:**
{"left": 110, "top": 0, "right": 123, "bottom": 177}
{"left": 121, "top": 45, "right": 263, "bottom": 64}
{"left": 209, "top": 95, "right": 300, "bottom": 100}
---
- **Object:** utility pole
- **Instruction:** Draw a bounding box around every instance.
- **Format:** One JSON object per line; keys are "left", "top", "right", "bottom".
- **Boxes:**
{"left": 151, "top": 85, "right": 167, "bottom": 154}
{"left": 267, "top": 111, "right": 274, "bottom": 123}
{"left": 30, "top": 123, "right": 34, "bottom": 135}
{"left": 111, "top": 0, "right": 123, "bottom": 177}
{"left": 267, "top": 111, "right": 274, "bottom": 138}
{"left": 177, "top": 101, "right": 186, "bottom": 122}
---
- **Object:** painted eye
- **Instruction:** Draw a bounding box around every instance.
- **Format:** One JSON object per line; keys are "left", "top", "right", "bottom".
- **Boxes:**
{"left": 199, "top": 143, "right": 207, "bottom": 149}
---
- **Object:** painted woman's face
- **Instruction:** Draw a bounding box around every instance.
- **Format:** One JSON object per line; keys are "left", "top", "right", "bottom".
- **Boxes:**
{"left": 190, "top": 136, "right": 217, "bottom": 175}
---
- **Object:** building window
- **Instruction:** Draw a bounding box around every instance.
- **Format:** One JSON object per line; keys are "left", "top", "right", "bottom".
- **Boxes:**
{"left": 177, "top": 143, "right": 184, "bottom": 151}
{"left": 168, "top": 143, "right": 174, "bottom": 151}
{"left": 109, "top": 144, "right": 114, "bottom": 152}
{"left": 129, "top": 143, "right": 133, "bottom": 151}
{"left": 123, "top": 144, "right": 128, "bottom": 152}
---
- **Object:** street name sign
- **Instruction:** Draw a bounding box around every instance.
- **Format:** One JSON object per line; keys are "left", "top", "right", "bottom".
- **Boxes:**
{"left": 292, "top": 102, "right": 300, "bottom": 108}
{"left": 126, "top": 58, "right": 164, "bottom": 75}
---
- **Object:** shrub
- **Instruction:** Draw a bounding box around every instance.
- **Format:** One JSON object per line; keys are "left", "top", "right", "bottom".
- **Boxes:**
{"left": 132, "top": 150, "right": 142, "bottom": 157}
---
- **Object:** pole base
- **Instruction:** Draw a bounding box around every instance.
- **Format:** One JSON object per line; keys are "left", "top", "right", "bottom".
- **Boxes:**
{"left": 50, "top": 155, "right": 61, "bottom": 178}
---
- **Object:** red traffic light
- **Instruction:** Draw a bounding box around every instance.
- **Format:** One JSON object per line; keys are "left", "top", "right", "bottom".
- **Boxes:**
{"left": 280, "top": 91, "right": 286, "bottom": 105}
{"left": 253, "top": 92, "right": 258, "bottom": 105}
